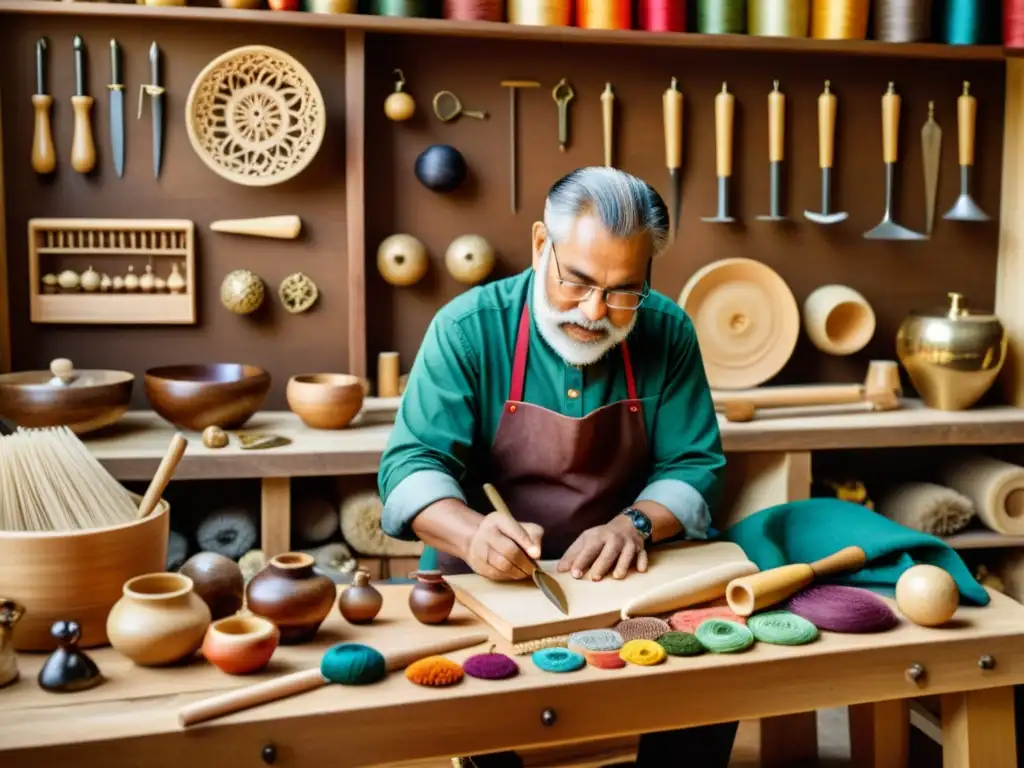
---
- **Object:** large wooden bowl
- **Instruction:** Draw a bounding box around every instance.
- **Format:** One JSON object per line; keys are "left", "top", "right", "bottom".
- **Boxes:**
{"left": 0, "top": 369, "right": 133, "bottom": 434}
{"left": 286, "top": 373, "right": 365, "bottom": 429}
{"left": 1, "top": 494, "right": 170, "bottom": 652}
{"left": 144, "top": 364, "right": 271, "bottom": 431}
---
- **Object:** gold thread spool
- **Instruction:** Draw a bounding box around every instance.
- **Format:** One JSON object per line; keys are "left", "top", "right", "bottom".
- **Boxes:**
{"left": 749, "top": 0, "right": 810, "bottom": 36}
{"left": 508, "top": 0, "right": 572, "bottom": 25}
{"left": 577, "top": 0, "right": 630, "bottom": 29}
{"left": 811, "top": 0, "right": 869, "bottom": 39}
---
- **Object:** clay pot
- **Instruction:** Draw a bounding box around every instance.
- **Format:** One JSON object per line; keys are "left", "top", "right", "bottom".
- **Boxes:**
{"left": 409, "top": 570, "right": 455, "bottom": 625}
{"left": 338, "top": 569, "right": 383, "bottom": 624}
{"left": 286, "top": 373, "right": 365, "bottom": 430}
{"left": 0, "top": 599, "right": 25, "bottom": 689}
{"left": 202, "top": 615, "right": 280, "bottom": 675}
{"left": 246, "top": 552, "right": 336, "bottom": 644}
{"left": 179, "top": 552, "right": 245, "bottom": 621}
{"left": 106, "top": 573, "right": 212, "bottom": 666}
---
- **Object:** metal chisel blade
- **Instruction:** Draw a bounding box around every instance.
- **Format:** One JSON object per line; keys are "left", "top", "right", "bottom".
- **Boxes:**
{"left": 110, "top": 90, "right": 124, "bottom": 177}
{"left": 152, "top": 95, "right": 163, "bottom": 179}
{"left": 533, "top": 569, "right": 569, "bottom": 616}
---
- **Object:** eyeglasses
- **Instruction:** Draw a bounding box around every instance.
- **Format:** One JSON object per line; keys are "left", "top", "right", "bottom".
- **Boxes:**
{"left": 549, "top": 242, "right": 650, "bottom": 311}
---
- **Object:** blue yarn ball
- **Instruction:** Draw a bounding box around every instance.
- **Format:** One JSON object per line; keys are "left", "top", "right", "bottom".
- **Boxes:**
{"left": 532, "top": 647, "right": 585, "bottom": 673}
{"left": 321, "top": 643, "right": 388, "bottom": 685}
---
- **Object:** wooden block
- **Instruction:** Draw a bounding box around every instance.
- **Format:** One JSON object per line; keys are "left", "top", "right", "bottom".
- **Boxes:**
{"left": 386, "top": 557, "right": 421, "bottom": 580}
{"left": 358, "top": 557, "right": 384, "bottom": 580}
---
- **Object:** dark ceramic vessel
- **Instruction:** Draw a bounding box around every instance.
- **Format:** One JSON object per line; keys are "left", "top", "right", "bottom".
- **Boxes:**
{"left": 179, "top": 552, "right": 245, "bottom": 621}
{"left": 338, "top": 569, "right": 383, "bottom": 624}
{"left": 408, "top": 570, "right": 455, "bottom": 625}
{"left": 245, "top": 552, "right": 335, "bottom": 644}
{"left": 37, "top": 621, "right": 103, "bottom": 693}
{"left": 143, "top": 363, "right": 271, "bottom": 431}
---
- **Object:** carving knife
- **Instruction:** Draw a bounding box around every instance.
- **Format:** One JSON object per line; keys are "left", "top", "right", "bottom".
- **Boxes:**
{"left": 483, "top": 483, "right": 569, "bottom": 616}
{"left": 108, "top": 39, "right": 125, "bottom": 178}
{"left": 138, "top": 42, "right": 164, "bottom": 179}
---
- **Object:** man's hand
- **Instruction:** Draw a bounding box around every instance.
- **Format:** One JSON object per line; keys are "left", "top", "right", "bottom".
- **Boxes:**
{"left": 464, "top": 512, "right": 545, "bottom": 582}
{"left": 556, "top": 516, "right": 647, "bottom": 581}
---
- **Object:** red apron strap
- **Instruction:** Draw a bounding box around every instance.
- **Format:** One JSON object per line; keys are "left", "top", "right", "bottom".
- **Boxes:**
{"left": 620, "top": 341, "right": 638, "bottom": 400}
{"left": 509, "top": 302, "right": 531, "bottom": 402}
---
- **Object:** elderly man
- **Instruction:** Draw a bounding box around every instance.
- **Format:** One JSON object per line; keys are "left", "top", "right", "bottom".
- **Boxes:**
{"left": 378, "top": 167, "right": 736, "bottom": 767}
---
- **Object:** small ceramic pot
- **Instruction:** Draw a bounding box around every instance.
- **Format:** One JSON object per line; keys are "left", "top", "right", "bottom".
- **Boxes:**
{"left": 338, "top": 569, "right": 383, "bottom": 624}
{"left": 409, "top": 570, "right": 455, "bottom": 625}
{"left": 202, "top": 615, "right": 280, "bottom": 675}
{"left": 246, "top": 552, "right": 336, "bottom": 644}
{"left": 106, "top": 573, "right": 212, "bottom": 667}
{"left": 0, "top": 599, "right": 25, "bottom": 688}
{"left": 179, "top": 552, "right": 245, "bottom": 620}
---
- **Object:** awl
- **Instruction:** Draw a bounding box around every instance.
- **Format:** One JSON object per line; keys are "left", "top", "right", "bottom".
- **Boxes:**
{"left": 662, "top": 77, "right": 683, "bottom": 240}
{"left": 138, "top": 42, "right": 165, "bottom": 179}
{"left": 108, "top": 39, "right": 125, "bottom": 178}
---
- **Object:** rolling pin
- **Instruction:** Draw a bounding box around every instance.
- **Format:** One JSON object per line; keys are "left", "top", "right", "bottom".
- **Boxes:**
{"left": 714, "top": 383, "right": 864, "bottom": 409}
{"left": 723, "top": 398, "right": 900, "bottom": 424}
{"left": 619, "top": 560, "right": 759, "bottom": 619}
{"left": 725, "top": 546, "right": 867, "bottom": 616}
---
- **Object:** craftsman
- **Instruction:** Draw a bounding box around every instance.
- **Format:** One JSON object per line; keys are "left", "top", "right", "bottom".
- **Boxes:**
{"left": 379, "top": 166, "right": 735, "bottom": 767}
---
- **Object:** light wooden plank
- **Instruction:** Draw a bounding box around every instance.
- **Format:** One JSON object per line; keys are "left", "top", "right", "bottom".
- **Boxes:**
{"left": 345, "top": 29, "right": 367, "bottom": 379}
{"left": 997, "top": 58, "right": 1024, "bottom": 408}
{"left": 849, "top": 699, "right": 910, "bottom": 768}
{"left": 0, "top": 87, "right": 11, "bottom": 373}
{"left": 260, "top": 476, "right": 291, "bottom": 558}
{"left": 941, "top": 687, "right": 1017, "bottom": 768}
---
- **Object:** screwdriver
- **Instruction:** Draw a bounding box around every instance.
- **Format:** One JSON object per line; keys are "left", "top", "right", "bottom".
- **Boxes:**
{"left": 31, "top": 37, "right": 56, "bottom": 175}
{"left": 70, "top": 35, "right": 96, "bottom": 174}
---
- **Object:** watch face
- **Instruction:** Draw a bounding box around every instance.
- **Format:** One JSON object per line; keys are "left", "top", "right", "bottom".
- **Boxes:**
{"left": 626, "top": 508, "right": 652, "bottom": 538}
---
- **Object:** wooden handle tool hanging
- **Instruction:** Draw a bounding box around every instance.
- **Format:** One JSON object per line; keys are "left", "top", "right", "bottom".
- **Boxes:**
{"left": 137, "top": 433, "right": 187, "bottom": 519}
{"left": 958, "top": 81, "right": 976, "bottom": 168}
{"left": 921, "top": 102, "right": 942, "bottom": 236}
{"left": 70, "top": 35, "right": 96, "bottom": 175}
{"left": 881, "top": 82, "right": 901, "bottom": 166}
{"left": 715, "top": 82, "right": 735, "bottom": 179}
{"left": 663, "top": 77, "right": 683, "bottom": 240}
{"left": 31, "top": 37, "right": 56, "bottom": 175}
{"left": 757, "top": 81, "right": 788, "bottom": 222}
{"left": 500, "top": 80, "right": 540, "bottom": 214}
{"left": 601, "top": 82, "right": 615, "bottom": 167}
{"left": 804, "top": 81, "right": 847, "bottom": 224}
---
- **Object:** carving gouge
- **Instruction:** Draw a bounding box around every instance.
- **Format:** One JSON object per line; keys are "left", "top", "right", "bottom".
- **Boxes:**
{"left": 108, "top": 39, "right": 125, "bottom": 178}
{"left": 31, "top": 37, "right": 56, "bottom": 175}
{"left": 70, "top": 35, "right": 96, "bottom": 174}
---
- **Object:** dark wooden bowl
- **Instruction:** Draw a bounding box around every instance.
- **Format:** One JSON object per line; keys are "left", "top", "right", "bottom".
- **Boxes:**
{"left": 144, "top": 364, "right": 271, "bottom": 431}
{"left": 0, "top": 369, "right": 134, "bottom": 434}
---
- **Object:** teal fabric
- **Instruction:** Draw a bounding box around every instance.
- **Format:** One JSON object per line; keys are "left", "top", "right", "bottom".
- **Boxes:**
{"left": 717, "top": 498, "right": 989, "bottom": 606}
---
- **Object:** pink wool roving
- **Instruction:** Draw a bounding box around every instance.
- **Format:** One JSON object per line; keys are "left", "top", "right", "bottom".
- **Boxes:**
{"left": 668, "top": 605, "right": 746, "bottom": 634}
{"left": 786, "top": 584, "right": 898, "bottom": 633}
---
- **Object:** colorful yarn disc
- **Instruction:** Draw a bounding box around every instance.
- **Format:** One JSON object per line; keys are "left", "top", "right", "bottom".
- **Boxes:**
{"left": 320, "top": 643, "right": 388, "bottom": 685}
{"left": 668, "top": 605, "right": 746, "bottom": 634}
{"left": 619, "top": 639, "right": 667, "bottom": 666}
{"left": 568, "top": 628, "right": 624, "bottom": 652}
{"left": 786, "top": 584, "right": 898, "bottom": 633}
{"left": 463, "top": 646, "right": 519, "bottom": 680}
{"left": 585, "top": 648, "right": 627, "bottom": 669}
{"left": 695, "top": 619, "right": 754, "bottom": 653}
{"left": 747, "top": 611, "right": 819, "bottom": 646}
{"left": 657, "top": 631, "right": 705, "bottom": 657}
{"left": 614, "top": 616, "right": 670, "bottom": 642}
{"left": 404, "top": 656, "right": 464, "bottom": 687}
{"left": 532, "top": 647, "right": 586, "bottom": 673}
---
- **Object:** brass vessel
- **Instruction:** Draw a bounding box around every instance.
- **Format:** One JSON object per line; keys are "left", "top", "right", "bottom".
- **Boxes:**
{"left": 896, "top": 292, "right": 1007, "bottom": 411}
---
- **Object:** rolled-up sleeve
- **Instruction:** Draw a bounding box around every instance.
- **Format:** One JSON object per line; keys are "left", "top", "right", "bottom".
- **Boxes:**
{"left": 378, "top": 312, "right": 479, "bottom": 541}
{"left": 636, "top": 313, "right": 725, "bottom": 539}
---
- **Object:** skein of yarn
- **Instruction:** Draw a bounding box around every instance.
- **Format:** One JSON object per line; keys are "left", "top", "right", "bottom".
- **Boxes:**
{"left": 811, "top": 0, "right": 869, "bottom": 38}
{"left": 874, "top": 0, "right": 932, "bottom": 42}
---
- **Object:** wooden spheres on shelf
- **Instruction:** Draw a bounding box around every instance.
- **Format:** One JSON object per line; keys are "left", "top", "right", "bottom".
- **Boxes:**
{"left": 414, "top": 144, "right": 467, "bottom": 193}
{"left": 385, "top": 69, "right": 416, "bottom": 122}
{"left": 445, "top": 234, "right": 495, "bottom": 285}
{"left": 895, "top": 564, "right": 959, "bottom": 627}
{"left": 378, "top": 234, "right": 428, "bottom": 286}
{"left": 286, "top": 374, "right": 365, "bottom": 429}
{"left": 220, "top": 269, "right": 265, "bottom": 315}
{"left": 144, "top": 363, "right": 271, "bottom": 431}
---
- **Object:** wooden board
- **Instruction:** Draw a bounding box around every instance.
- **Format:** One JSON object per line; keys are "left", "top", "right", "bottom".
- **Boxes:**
{"left": 446, "top": 541, "right": 755, "bottom": 643}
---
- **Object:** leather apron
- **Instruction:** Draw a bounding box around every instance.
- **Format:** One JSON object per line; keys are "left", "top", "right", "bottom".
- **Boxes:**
{"left": 436, "top": 302, "right": 650, "bottom": 575}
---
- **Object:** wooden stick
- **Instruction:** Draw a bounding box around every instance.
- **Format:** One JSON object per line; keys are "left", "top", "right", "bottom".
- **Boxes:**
{"left": 137, "top": 433, "right": 187, "bottom": 519}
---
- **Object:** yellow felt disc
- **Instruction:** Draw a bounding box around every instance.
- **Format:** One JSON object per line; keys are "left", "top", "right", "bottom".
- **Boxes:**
{"left": 619, "top": 639, "right": 667, "bottom": 666}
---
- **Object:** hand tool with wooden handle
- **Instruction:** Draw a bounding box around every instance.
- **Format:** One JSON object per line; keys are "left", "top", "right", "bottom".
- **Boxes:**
{"left": 138, "top": 42, "right": 165, "bottom": 179}
{"left": 70, "top": 35, "right": 96, "bottom": 175}
{"left": 137, "top": 433, "right": 188, "bottom": 519}
{"left": 601, "top": 82, "right": 615, "bottom": 167}
{"left": 178, "top": 633, "right": 489, "bottom": 727}
{"left": 483, "top": 483, "right": 569, "bottom": 616}
{"left": 921, "top": 101, "right": 942, "bottom": 236}
{"left": 805, "top": 81, "right": 847, "bottom": 224}
{"left": 663, "top": 77, "right": 683, "bottom": 240}
{"left": 757, "top": 81, "right": 788, "bottom": 222}
{"left": 864, "top": 83, "right": 924, "bottom": 240}
{"left": 210, "top": 215, "right": 303, "bottom": 239}
{"left": 725, "top": 546, "right": 867, "bottom": 616}
{"left": 31, "top": 37, "right": 56, "bottom": 175}
{"left": 944, "top": 81, "right": 989, "bottom": 222}
{"left": 500, "top": 80, "right": 540, "bottom": 214}
{"left": 702, "top": 83, "right": 736, "bottom": 223}
{"left": 722, "top": 399, "right": 900, "bottom": 423}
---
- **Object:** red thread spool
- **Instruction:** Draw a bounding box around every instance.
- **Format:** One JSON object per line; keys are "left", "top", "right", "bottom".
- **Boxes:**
{"left": 577, "top": 0, "right": 631, "bottom": 28}
{"left": 444, "top": 0, "right": 503, "bottom": 20}
{"left": 638, "top": 0, "right": 685, "bottom": 31}
{"left": 1006, "top": 0, "right": 1024, "bottom": 47}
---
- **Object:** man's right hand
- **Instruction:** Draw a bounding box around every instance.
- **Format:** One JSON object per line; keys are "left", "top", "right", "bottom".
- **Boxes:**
{"left": 465, "top": 512, "right": 544, "bottom": 581}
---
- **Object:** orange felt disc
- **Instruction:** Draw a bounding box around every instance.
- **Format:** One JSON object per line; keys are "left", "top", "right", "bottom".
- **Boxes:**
{"left": 404, "top": 656, "right": 465, "bottom": 687}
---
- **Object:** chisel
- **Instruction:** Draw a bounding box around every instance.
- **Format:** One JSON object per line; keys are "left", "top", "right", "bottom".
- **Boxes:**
{"left": 108, "top": 39, "right": 125, "bottom": 178}
{"left": 943, "top": 81, "right": 989, "bottom": 222}
{"left": 702, "top": 83, "right": 736, "bottom": 224}
{"left": 756, "top": 81, "right": 788, "bottom": 222}
{"left": 31, "top": 37, "right": 56, "bottom": 175}
{"left": 70, "top": 35, "right": 96, "bottom": 175}
{"left": 804, "top": 81, "right": 848, "bottom": 225}
{"left": 138, "top": 42, "right": 165, "bottom": 179}
{"left": 662, "top": 77, "right": 683, "bottom": 240}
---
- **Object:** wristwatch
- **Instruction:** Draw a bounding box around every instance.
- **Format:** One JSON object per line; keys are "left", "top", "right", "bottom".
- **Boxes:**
{"left": 621, "top": 507, "right": 653, "bottom": 541}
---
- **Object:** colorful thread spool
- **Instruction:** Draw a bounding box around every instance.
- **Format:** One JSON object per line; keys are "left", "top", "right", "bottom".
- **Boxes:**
{"left": 668, "top": 605, "right": 746, "bottom": 634}
{"left": 695, "top": 619, "right": 755, "bottom": 653}
{"left": 567, "top": 629, "right": 624, "bottom": 652}
{"left": 697, "top": 0, "right": 746, "bottom": 33}
{"left": 747, "top": 611, "right": 819, "bottom": 645}
{"left": 810, "top": 0, "right": 869, "bottom": 38}
{"left": 443, "top": 0, "right": 503, "bottom": 20}
{"left": 508, "top": 0, "right": 572, "bottom": 25}
{"left": 638, "top": 0, "right": 686, "bottom": 31}
{"left": 619, "top": 639, "right": 667, "bottom": 666}
{"left": 941, "top": 0, "right": 986, "bottom": 44}
{"left": 615, "top": 616, "right": 670, "bottom": 642}
{"left": 577, "top": 0, "right": 631, "bottom": 29}
{"left": 658, "top": 631, "right": 705, "bottom": 656}
{"left": 532, "top": 647, "right": 586, "bottom": 673}
{"left": 748, "top": 0, "right": 810, "bottom": 36}
{"left": 373, "top": 0, "right": 431, "bottom": 15}
{"left": 1006, "top": 0, "right": 1024, "bottom": 47}
{"left": 585, "top": 648, "right": 627, "bottom": 669}
{"left": 873, "top": 0, "right": 931, "bottom": 42}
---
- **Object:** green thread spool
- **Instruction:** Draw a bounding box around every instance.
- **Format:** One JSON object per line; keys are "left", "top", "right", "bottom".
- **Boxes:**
{"left": 697, "top": 0, "right": 747, "bottom": 33}
{"left": 695, "top": 619, "right": 754, "bottom": 653}
{"left": 748, "top": 0, "right": 810, "bottom": 35}
{"left": 373, "top": 0, "right": 431, "bottom": 16}
{"left": 747, "top": 611, "right": 819, "bottom": 645}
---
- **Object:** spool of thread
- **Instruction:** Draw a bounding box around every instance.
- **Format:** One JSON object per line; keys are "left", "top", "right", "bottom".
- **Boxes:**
{"left": 697, "top": 0, "right": 746, "bottom": 33}
{"left": 748, "top": 0, "right": 810, "bottom": 36}
{"left": 811, "top": 0, "right": 869, "bottom": 38}
{"left": 1006, "top": 0, "right": 1024, "bottom": 47}
{"left": 373, "top": 0, "right": 430, "bottom": 15}
{"left": 873, "top": 0, "right": 931, "bottom": 41}
{"left": 444, "top": 0, "right": 503, "bottom": 20}
{"left": 577, "top": 0, "right": 630, "bottom": 28}
{"left": 638, "top": 0, "right": 685, "bottom": 31}
{"left": 941, "top": 0, "right": 986, "bottom": 44}
{"left": 508, "top": 0, "right": 572, "bottom": 24}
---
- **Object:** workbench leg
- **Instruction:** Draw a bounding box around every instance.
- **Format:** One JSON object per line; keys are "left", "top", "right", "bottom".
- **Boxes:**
{"left": 941, "top": 687, "right": 1016, "bottom": 768}
{"left": 261, "top": 477, "right": 291, "bottom": 559}
{"left": 759, "top": 712, "right": 818, "bottom": 767}
{"left": 848, "top": 699, "right": 909, "bottom": 768}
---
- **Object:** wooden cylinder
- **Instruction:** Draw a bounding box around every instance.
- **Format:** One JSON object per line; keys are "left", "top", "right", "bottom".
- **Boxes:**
{"left": 958, "top": 81, "right": 976, "bottom": 166}
{"left": 748, "top": 0, "right": 810, "bottom": 36}
{"left": 663, "top": 78, "right": 683, "bottom": 171}
{"left": 508, "top": 0, "right": 572, "bottom": 25}
{"left": 715, "top": 83, "right": 735, "bottom": 178}
{"left": 377, "top": 352, "right": 401, "bottom": 398}
{"left": 31, "top": 94, "right": 56, "bottom": 175}
{"left": 810, "top": 0, "right": 869, "bottom": 39}
{"left": 817, "top": 81, "right": 837, "bottom": 169}
{"left": 70, "top": 95, "right": 96, "bottom": 174}
{"left": 601, "top": 83, "right": 615, "bottom": 167}
{"left": 767, "top": 81, "right": 785, "bottom": 163}
{"left": 577, "top": 0, "right": 630, "bottom": 28}
{"left": 802, "top": 285, "right": 876, "bottom": 356}
{"left": 881, "top": 82, "right": 901, "bottom": 164}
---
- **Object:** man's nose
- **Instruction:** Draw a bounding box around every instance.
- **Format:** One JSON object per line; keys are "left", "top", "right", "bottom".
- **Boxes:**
{"left": 579, "top": 291, "right": 607, "bottom": 322}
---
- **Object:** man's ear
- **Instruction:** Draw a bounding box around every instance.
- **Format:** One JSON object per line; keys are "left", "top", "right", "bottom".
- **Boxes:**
{"left": 531, "top": 222, "right": 546, "bottom": 270}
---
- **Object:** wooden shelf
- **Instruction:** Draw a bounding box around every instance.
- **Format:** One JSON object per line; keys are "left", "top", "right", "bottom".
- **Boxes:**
{"left": 0, "top": 1, "right": 1006, "bottom": 61}
{"left": 31, "top": 293, "right": 195, "bottom": 325}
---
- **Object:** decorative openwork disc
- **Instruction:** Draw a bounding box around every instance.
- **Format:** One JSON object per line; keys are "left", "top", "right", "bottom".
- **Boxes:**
{"left": 185, "top": 45, "right": 326, "bottom": 187}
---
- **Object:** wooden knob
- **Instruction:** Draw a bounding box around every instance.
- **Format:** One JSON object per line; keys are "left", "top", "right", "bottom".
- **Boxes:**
{"left": 31, "top": 94, "right": 56, "bottom": 174}
{"left": 817, "top": 81, "right": 837, "bottom": 170}
{"left": 767, "top": 80, "right": 785, "bottom": 163}
{"left": 881, "top": 82, "right": 901, "bottom": 165}
{"left": 958, "top": 81, "right": 976, "bottom": 167}
{"left": 663, "top": 77, "right": 683, "bottom": 171}
{"left": 70, "top": 94, "right": 96, "bottom": 174}
{"left": 715, "top": 82, "right": 735, "bottom": 178}
{"left": 49, "top": 357, "right": 75, "bottom": 384}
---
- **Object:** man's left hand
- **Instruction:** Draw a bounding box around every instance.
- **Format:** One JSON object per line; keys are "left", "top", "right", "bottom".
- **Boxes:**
{"left": 556, "top": 516, "right": 648, "bottom": 581}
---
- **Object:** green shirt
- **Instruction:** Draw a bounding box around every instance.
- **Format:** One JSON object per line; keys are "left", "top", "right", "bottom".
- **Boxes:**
{"left": 378, "top": 267, "right": 725, "bottom": 543}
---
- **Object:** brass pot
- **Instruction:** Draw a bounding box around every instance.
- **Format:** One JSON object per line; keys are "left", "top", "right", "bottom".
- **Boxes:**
{"left": 895, "top": 292, "right": 1007, "bottom": 411}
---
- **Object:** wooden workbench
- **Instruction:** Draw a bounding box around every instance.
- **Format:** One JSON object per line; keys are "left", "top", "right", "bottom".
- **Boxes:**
{"left": 1, "top": 585, "right": 1021, "bottom": 767}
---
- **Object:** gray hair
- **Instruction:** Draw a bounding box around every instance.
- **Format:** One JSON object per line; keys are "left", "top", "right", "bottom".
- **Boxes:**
{"left": 543, "top": 167, "right": 670, "bottom": 259}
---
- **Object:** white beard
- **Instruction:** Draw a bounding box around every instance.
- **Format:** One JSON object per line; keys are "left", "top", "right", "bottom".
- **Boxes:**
{"left": 531, "top": 243, "right": 637, "bottom": 367}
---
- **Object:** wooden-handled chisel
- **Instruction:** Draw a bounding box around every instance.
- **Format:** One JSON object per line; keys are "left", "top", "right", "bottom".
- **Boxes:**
{"left": 70, "top": 35, "right": 96, "bottom": 174}
{"left": 138, "top": 42, "right": 165, "bottom": 179}
{"left": 663, "top": 77, "right": 683, "bottom": 241}
{"left": 31, "top": 37, "right": 56, "bottom": 175}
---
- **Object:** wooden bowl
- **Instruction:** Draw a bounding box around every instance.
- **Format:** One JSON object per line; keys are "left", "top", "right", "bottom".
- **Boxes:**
{"left": 0, "top": 368, "right": 133, "bottom": 435}
{"left": 0, "top": 494, "right": 170, "bottom": 652}
{"left": 144, "top": 364, "right": 271, "bottom": 431}
{"left": 286, "top": 373, "right": 365, "bottom": 429}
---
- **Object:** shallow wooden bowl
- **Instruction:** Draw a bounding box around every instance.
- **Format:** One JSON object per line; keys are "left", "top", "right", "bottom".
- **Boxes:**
{"left": 0, "top": 369, "right": 133, "bottom": 434}
{"left": 286, "top": 373, "right": 365, "bottom": 429}
{"left": 144, "top": 363, "right": 271, "bottom": 431}
{"left": 0, "top": 494, "right": 170, "bottom": 652}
